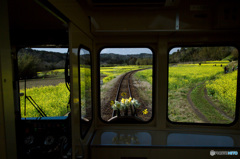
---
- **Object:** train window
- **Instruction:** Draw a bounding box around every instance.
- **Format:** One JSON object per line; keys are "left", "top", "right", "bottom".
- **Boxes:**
{"left": 100, "top": 48, "right": 153, "bottom": 122}
{"left": 78, "top": 47, "right": 92, "bottom": 138}
{"left": 18, "top": 48, "right": 70, "bottom": 118}
{"left": 168, "top": 46, "right": 238, "bottom": 124}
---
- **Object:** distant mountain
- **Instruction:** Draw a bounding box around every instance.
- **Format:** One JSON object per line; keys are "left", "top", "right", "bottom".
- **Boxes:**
{"left": 100, "top": 53, "right": 152, "bottom": 65}
{"left": 18, "top": 48, "right": 66, "bottom": 70}
{"left": 18, "top": 49, "right": 153, "bottom": 69}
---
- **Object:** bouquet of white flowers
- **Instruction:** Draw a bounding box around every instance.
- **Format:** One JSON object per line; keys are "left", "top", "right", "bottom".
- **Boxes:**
{"left": 111, "top": 97, "right": 140, "bottom": 116}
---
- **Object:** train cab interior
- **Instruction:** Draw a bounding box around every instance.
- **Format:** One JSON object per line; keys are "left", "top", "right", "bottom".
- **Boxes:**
{"left": 1, "top": 0, "right": 240, "bottom": 158}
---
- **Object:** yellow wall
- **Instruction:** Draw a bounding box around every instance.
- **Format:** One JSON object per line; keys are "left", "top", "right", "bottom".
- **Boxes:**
{"left": 0, "top": 0, "right": 17, "bottom": 159}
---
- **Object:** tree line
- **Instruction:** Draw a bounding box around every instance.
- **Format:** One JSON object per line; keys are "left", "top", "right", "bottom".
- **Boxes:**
{"left": 18, "top": 48, "right": 66, "bottom": 79}
{"left": 100, "top": 53, "right": 153, "bottom": 66}
{"left": 169, "top": 47, "right": 238, "bottom": 63}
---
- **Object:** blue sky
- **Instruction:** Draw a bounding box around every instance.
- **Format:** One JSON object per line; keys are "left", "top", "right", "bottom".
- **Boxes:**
{"left": 32, "top": 48, "right": 68, "bottom": 53}
{"left": 101, "top": 48, "right": 152, "bottom": 55}
{"left": 32, "top": 47, "right": 180, "bottom": 54}
{"left": 169, "top": 47, "right": 181, "bottom": 54}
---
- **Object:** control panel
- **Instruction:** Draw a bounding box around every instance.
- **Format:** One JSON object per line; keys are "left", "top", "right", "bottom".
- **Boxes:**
{"left": 16, "top": 117, "right": 71, "bottom": 159}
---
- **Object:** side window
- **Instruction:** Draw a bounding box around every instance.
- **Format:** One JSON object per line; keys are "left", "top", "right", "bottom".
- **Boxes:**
{"left": 100, "top": 48, "right": 153, "bottom": 122}
{"left": 18, "top": 48, "right": 70, "bottom": 118}
{"left": 79, "top": 47, "right": 92, "bottom": 138}
{"left": 168, "top": 46, "right": 238, "bottom": 124}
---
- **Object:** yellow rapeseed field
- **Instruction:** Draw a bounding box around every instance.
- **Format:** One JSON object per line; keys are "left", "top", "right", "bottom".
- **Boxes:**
{"left": 100, "top": 65, "right": 149, "bottom": 83}
{"left": 169, "top": 64, "right": 224, "bottom": 89}
{"left": 206, "top": 71, "right": 237, "bottom": 112}
{"left": 20, "top": 83, "right": 70, "bottom": 118}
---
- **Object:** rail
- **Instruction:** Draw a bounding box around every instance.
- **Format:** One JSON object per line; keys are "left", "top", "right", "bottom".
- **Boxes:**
{"left": 112, "top": 68, "right": 148, "bottom": 117}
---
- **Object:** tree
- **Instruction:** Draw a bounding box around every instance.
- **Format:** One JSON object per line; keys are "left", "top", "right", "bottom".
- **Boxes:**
{"left": 18, "top": 53, "right": 41, "bottom": 79}
{"left": 231, "top": 48, "right": 238, "bottom": 60}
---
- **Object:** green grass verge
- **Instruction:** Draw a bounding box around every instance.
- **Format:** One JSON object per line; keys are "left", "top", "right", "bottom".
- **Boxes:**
{"left": 190, "top": 84, "right": 231, "bottom": 124}
{"left": 168, "top": 87, "right": 202, "bottom": 123}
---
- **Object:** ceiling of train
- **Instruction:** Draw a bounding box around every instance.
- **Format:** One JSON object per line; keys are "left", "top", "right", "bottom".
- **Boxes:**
{"left": 7, "top": 0, "right": 240, "bottom": 45}
{"left": 78, "top": 0, "right": 240, "bottom": 33}
{"left": 8, "top": 0, "right": 68, "bottom": 46}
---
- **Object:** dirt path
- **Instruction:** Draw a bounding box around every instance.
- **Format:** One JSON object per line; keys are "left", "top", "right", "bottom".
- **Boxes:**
{"left": 130, "top": 76, "right": 152, "bottom": 121}
{"left": 19, "top": 78, "right": 65, "bottom": 89}
{"left": 203, "top": 88, "right": 233, "bottom": 121}
{"left": 188, "top": 82, "right": 233, "bottom": 123}
{"left": 187, "top": 83, "right": 210, "bottom": 123}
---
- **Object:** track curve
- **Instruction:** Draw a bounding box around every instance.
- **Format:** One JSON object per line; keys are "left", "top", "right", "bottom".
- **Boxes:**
{"left": 112, "top": 69, "right": 148, "bottom": 117}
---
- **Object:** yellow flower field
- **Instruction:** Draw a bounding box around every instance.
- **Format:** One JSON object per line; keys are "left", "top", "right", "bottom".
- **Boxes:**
{"left": 206, "top": 71, "right": 237, "bottom": 114}
{"left": 134, "top": 62, "right": 238, "bottom": 122}
{"left": 21, "top": 67, "right": 91, "bottom": 118}
{"left": 101, "top": 65, "right": 150, "bottom": 83}
{"left": 20, "top": 83, "right": 70, "bottom": 118}
{"left": 169, "top": 64, "right": 224, "bottom": 89}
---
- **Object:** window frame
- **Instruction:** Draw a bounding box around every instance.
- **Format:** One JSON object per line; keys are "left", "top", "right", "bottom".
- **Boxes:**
{"left": 78, "top": 45, "right": 93, "bottom": 139}
{"left": 167, "top": 45, "right": 240, "bottom": 126}
{"left": 98, "top": 46, "right": 155, "bottom": 124}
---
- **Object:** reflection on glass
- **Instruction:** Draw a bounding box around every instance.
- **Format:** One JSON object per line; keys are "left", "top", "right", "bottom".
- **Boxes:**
{"left": 101, "top": 132, "right": 151, "bottom": 145}
{"left": 100, "top": 48, "right": 153, "bottom": 122}
{"left": 79, "top": 48, "right": 92, "bottom": 120}
{"left": 18, "top": 48, "right": 70, "bottom": 118}
{"left": 168, "top": 46, "right": 238, "bottom": 124}
{"left": 167, "top": 133, "right": 234, "bottom": 147}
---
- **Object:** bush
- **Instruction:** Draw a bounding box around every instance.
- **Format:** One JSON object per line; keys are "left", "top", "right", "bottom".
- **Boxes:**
{"left": 18, "top": 53, "right": 41, "bottom": 79}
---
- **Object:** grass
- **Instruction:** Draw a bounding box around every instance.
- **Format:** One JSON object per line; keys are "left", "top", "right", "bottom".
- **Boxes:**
{"left": 80, "top": 67, "right": 92, "bottom": 118}
{"left": 133, "top": 69, "right": 153, "bottom": 117}
{"left": 100, "top": 65, "right": 150, "bottom": 84}
{"left": 167, "top": 61, "right": 238, "bottom": 123}
{"left": 37, "top": 69, "right": 65, "bottom": 78}
{"left": 222, "top": 55, "right": 233, "bottom": 61}
{"left": 168, "top": 87, "right": 202, "bottom": 123}
{"left": 134, "top": 68, "right": 153, "bottom": 84}
{"left": 190, "top": 84, "right": 231, "bottom": 124}
{"left": 131, "top": 64, "right": 236, "bottom": 123}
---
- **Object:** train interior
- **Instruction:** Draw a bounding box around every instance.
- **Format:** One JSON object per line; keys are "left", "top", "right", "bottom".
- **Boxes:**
{"left": 1, "top": 0, "right": 240, "bottom": 158}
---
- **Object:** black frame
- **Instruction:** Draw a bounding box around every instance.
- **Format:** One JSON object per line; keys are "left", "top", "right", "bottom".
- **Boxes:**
{"left": 78, "top": 45, "right": 93, "bottom": 139}
{"left": 98, "top": 46, "right": 155, "bottom": 124}
{"left": 167, "top": 45, "right": 240, "bottom": 127}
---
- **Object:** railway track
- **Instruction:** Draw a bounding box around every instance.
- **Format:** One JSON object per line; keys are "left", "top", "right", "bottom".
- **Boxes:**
{"left": 112, "top": 69, "right": 147, "bottom": 117}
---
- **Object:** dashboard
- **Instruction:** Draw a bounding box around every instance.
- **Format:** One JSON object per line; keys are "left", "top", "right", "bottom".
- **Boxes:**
{"left": 16, "top": 116, "right": 71, "bottom": 159}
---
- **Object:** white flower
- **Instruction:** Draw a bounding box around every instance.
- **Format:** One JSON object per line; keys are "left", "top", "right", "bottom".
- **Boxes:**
{"left": 111, "top": 98, "right": 141, "bottom": 111}
{"left": 112, "top": 104, "right": 117, "bottom": 110}
{"left": 124, "top": 99, "right": 130, "bottom": 108}
{"left": 131, "top": 98, "right": 140, "bottom": 108}
{"left": 115, "top": 101, "right": 121, "bottom": 109}
{"left": 120, "top": 103, "right": 126, "bottom": 110}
